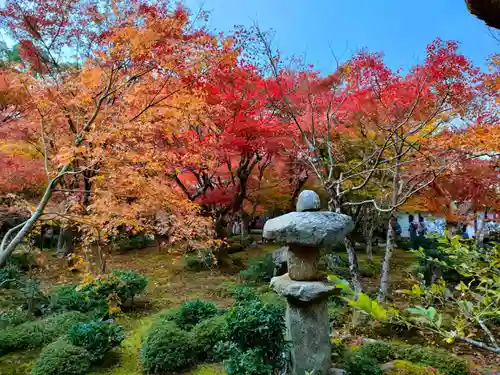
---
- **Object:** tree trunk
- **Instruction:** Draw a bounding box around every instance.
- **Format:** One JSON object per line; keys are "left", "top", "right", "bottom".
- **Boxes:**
{"left": 363, "top": 207, "right": 377, "bottom": 264}
{"left": 366, "top": 230, "right": 374, "bottom": 264}
{"left": 344, "top": 236, "right": 363, "bottom": 293}
{"left": 0, "top": 179, "right": 57, "bottom": 266}
{"left": 241, "top": 213, "right": 250, "bottom": 236}
{"left": 328, "top": 189, "right": 363, "bottom": 293}
{"left": 56, "top": 227, "right": 75, "bottom": 257}
{"left": 378, "top": 222, "right": 394, "bottom": 302}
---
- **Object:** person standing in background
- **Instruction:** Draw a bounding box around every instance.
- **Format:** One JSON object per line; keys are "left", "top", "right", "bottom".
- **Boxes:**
{"left": 417, "top": 215, "right": 427, "bottom": 237}
{"left": 409, "top": 215, "right": 418, "bottom": 249}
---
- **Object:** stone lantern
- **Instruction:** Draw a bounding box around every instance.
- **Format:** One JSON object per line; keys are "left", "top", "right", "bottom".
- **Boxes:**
{"left": 263, "top": 190, "right": 353, "bottom": 375}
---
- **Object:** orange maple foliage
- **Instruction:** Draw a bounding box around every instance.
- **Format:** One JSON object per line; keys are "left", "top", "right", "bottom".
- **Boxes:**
{"left": 0, "top": 0, "right": 239, "bottom": 260}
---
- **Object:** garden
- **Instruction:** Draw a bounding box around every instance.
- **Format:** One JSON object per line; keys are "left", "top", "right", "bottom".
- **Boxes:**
{"left": 0, "top": 0, "right": 499, "bottom": 374}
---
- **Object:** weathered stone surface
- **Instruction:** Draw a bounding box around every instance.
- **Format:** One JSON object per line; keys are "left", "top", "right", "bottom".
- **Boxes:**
{"left": 272, "top": 246, "right": 288, "bottom": 276}
{"left": 329, "top": 369, "right": 346, "bottom": 375}
{"left": 270, "top": 274, "right": 339, "bottom": 303}
{"left": 296, "top": 190, "right": 321, "bottom": 212}
{"left": 287, "top": 301, "right": 331, "bottom": 375}
{"left": 288, "top": 245, "right": 320, "bottom": 280}
{"left": 263, "top": 212, "right": 353, "bottom": 247}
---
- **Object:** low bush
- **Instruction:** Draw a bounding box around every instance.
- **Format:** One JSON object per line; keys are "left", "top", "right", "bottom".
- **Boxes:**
{"left": 221, "top": 343, "right": 273, "bottom": 375}
{"left": 79, "top": 269, "right": 148, "bottom": 306}
{"left": 15, "top": 279, "right": 48, "bottom": 314}
{"left": 140, "top": 321, "right": 193, "bottom": 374}
{"left": 182, "top": 250, "right": 215, "bottom": 271}
{"left": 67, "top": 320, "right": 124, "bottom": 360}
{"left": 113, "top": 233, "right": 150, "bottom": 251}
{"left": 239, "top": 254, "right": 274, "bottom": 283}
{"left": 355, "top": 341, "right": 469, "bottom": 375}
{"left": 0, "top": 264, "right": 21, "bottom": 288}
{"left": 216, "top": 280, "right": 242, "bottom": 298}
{"left": 259, "top": 292, "right": 286, "bottom": 312}
{"left": 357, "top": 341, "right": 393, "bottom": 364}
{"left": 343, "top": 351, "right": 383, "bottom": 375}
{"left": 230, "top": 284, "right": 259, "bottom": 302}
{"left": 359, "top": 263, "right": 379, "bottom": 278}
{"left": 175, "top": 299, "right": 219, "bottom": 330}
{"left": 50, "top": 269, "right": 148, "bottom": 316}
{"left": 392, "top": 344, "right": 468, "bottom": 375}
{"left": 225, "top": 299, "right": 286, "bottom": 372}
{"left": 154, "top": 307, "right": 179, "bottom": 322}
{"left": 0, "top": 307, "right": 33, "bottom": 328}
{"left": 331, "top": 341, "right": 346, "bottom": 363}
{"left": 328, "top": 302, "right": 347, "bottom": 328}
{"left": 31, "top": 338, "right": 92, "bottom": 375}
{"left": 191, "top": 315, "right": 227, "bottom": 362}
{"left": 50, "top": 284, "right": 105, "bottom": 313}
{"left": 385, "top": 360, "right": 444, "bottom": 375}
{"left": 110, "top": 269, "right": 149, "bottom": 302}
{"left": 0, "top": 311, "right": 87, "bottom": 355}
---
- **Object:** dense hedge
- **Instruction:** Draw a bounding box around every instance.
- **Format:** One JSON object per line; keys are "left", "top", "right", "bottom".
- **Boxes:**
{"left": 353, "top": 341, "right": 469, "bottom": 375}
{"left": 0, "top": 311, "right": 88, "bottom": 355}
{"left": 67, "top": 320, "right": 124, "bottom": 360}
{"left": 140, "top": 321, "right": 194, "bottom": 374}
{"left": 31, "top": 338, "right": 92, "bottom": 375}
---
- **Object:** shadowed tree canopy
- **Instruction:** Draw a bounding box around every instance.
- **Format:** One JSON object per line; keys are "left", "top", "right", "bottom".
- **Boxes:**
{"left": 465, "top": 0, "right": 500, "bottom": 29}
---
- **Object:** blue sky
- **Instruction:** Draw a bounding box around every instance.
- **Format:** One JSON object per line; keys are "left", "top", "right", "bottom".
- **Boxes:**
{"left": 185, "top": 0, "right": 498, "bottom": 73}
{"left": 1, "top": 0, "right": 497, "bottom": 72}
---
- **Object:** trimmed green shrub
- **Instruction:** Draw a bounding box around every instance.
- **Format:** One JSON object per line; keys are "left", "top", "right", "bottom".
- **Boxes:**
{"left": 0, "top": 308, "right": 33, "bottom": 328}
{"left": 357, "top": 341, "right": 393, "bottom": 363}
{"left": 78, "top": 269, "right": 148, "bottom": 305}
{"left": 182, "top": 250, "right": 215, "bottom": 271}
{"left": 331, "top": 341, "right": 346, "bottom": 362}
{"left": 221, "top": 343, "right": 273, "bottom": 375}
{"left": 175, "top": 299, "right": 218, "bottom": 330}
{"left": 140, "top": 321, "right": 193, "bottom": 374}
{"left": 385, "top": 360, "right": 444, "bottom": 375}
{"left": 0, "top": 311, "right": 87, "bottom": 355}
{"left": 31, "top": 338, "right": 92, "bottom": 375}
{"left": 230, "top": 284, "right": 259, "bottom": 302}
{"left": 50, "top": 284, "right": 105, "bottom": 313}
{"left": 225, "top": 299, "right": 286, "bottom": 372}
{"left": 392, "top": 344, "right": 468, "bottom": 375}
{"left": 355, "top": 341, "right": 469, "bottom": 375}
{"left": 16, "top": 279, "right": 48, "bottom": 314}
{"left": 155, "top": 307, "right": 179, "bottom": 323}
{"left": 359, "top": 263, "right": 379, "bottom": 278}
{"left": 113, "top": 233, "right": 149, "bottom": 251}
{"left": 343, "top": 351, "right": 383, "bottom": 375}
{"left": 259, "top": 292, "right": 286, "bottom": 312}
{"left": 50, "top": 269, "right": 148, "bottom": 316}
{"left": 191, "top": 315, "right": 227, "bottom": 362}
{"left": 110, "top": 269, "right": 148, "bottom": 302}
{"left": 328, "top": 302, "right": 347, "bottom": 328}
{"left": 239, "top": 254, "right": 274, "bottom": 283}
{"left": 67, "top": 320, "right": 124, "bottom": 360}
{"left": 0, "top": 264, "right": 21, "bottom": 288}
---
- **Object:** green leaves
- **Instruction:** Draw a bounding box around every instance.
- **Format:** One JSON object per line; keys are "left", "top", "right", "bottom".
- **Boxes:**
{"left": 347, "top": 293, "right": 389, "bottom": 322}
{"left": 406, "top": 306, "right": 442, "bottom": 328}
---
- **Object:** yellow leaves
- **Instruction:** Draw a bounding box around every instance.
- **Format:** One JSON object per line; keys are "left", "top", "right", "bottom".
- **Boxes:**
{"left": 0, "top": 141, "right": 40, "bottom": 159}
{"left": 81, "top": 67, "right": 103, "bottom": 88}
{"left": 222, "top": 37, "right": 234, "bottom": 49}
{"left": 130, "top": 28, "right": 159, "bottom": 58}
